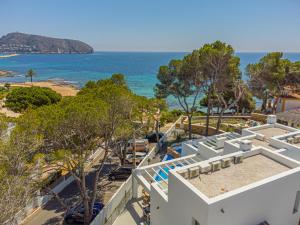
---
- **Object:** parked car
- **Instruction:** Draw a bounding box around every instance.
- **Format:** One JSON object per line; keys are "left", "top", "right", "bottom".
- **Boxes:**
{"left": 125, "top": 152, "right": 147, "bottom": 164}
{"left": 145, "top": 132, "right": 164, "bottom": 143}
{"left": 64, "top": 202, "right": 104, "bottom": 224}
{"left": 108, "top": 166, "right": 132, "bottom": 180}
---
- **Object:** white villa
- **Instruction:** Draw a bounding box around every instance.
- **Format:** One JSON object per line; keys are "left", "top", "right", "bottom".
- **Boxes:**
{"left": 133, "top": 115, "right": 300, "bottom": 225}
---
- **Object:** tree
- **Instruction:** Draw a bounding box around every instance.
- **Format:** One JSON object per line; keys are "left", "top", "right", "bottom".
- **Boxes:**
{"left": 236, "top": 86, "right": 256, "bottom": 114}
{"left": 26, "top": 69, "right": 36, "bottom": 84}
{"left": 5, "top": 86, "right": 62, "bottom": 112}
{"left": 214, "top": 80, "right": 245, "bottom": 133}
{"left": 246, "top": 52, "right": 300, "bottom": 113}
{"left": 79, "top": 74, "right": 136, "bottom": 166}
{"left": 148, "top": 98, "right": 167, "bottom": 150}
{"left": 195, "top": 41, "right": 241, "bottom": 135}
{"left": 32, "top": 96, "right": 109, "bottom": 225}
{"left": 4, "top": 83, "right": 10, "bottom": 90}
{"left": 0, "top": 114, "right": 42, "bottom": 224}
{"left": 155, "top": 55, "right": 202, "bottom": 139}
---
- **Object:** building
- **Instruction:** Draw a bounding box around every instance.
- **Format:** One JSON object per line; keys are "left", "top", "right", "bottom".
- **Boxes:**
{"left": 276, "top": 89, "right": 300, "bottom": 113}
{"left": 134, "top": 115, "right": 300, "bottom": 225}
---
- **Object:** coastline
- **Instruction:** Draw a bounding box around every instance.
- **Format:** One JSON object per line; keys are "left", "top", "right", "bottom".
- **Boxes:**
{"left": 0, "top": 70, "right": 14, "bottom": 77}
{"left": 0, "top": 53, "right": 19, "bottom": 58}
{"left": 0, "top": 80, "right": 79, "bottom": 96}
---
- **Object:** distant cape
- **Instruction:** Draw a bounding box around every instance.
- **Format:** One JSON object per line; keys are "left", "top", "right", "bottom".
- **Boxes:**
{"left": 0, "top": 32, "right": 94, "bottom": 54}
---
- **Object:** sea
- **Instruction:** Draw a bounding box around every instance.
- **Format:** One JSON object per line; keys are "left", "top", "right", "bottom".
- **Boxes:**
{"left": 0, "top": 52, "right": 299, "bottom": 108}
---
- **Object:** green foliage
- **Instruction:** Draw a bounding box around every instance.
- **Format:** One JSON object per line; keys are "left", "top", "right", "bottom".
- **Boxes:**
{"left": 0, "top": 87, "right": 9, "bottom": 100}
{"left": 6, "top": 86, "right": 62, "bottom": 112}
{"left": 0, "top": 111, "right": 42, "bottom": 223}
{"left": 237, "top": 87, "right": 256, "bottom": 113}
{"left": 247, "top": 52, "right": 300, "bottom": 100}
{"left": 4, "top": 83, "right": 10, "bottom": 90}
{"left": 160, "top": 109, "right": 183, "bottom": 125}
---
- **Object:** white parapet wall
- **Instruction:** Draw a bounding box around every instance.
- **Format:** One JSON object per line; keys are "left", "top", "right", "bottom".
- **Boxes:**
{"left": 150, "top": 148, "right": 300, "bottom": 225}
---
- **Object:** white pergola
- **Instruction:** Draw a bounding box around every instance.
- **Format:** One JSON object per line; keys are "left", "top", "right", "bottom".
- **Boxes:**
{"left": 133, "top": 154, "right": 203, "bottom": 194}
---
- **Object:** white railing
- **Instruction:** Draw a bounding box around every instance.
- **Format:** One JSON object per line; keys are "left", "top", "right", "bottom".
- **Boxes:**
{"left": 90, "top": 176, "right": 133, "bottom": 225}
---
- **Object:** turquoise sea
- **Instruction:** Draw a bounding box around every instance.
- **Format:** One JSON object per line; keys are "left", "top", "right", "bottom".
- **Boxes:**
{"left": 0, "top": 52, "right": 299, "bottom": 107}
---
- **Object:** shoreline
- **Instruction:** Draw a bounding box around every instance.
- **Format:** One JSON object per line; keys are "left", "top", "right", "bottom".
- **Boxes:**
{"left": 0, "top": 80, "right": 79, "bottom": 96}
{"left": 0, "top": 70, "right": 14, "bottom": 77}
{"left": 0, "top": 53, "right": 19, "bottom": 58}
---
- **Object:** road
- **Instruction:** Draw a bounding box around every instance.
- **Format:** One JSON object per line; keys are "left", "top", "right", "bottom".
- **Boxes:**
{"left": 22, "top": 151, "right": 123, "bottom": 225}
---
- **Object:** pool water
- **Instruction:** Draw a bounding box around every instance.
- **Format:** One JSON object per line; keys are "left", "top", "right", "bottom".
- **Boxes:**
{"left": 155, "top": 164, "right": 183, "bottom": 181}
{"left": 155, "top": 145, "right": 183, "bottom": 182}
{"left": 163, "top": 154, "right": 174, "bottom": 161}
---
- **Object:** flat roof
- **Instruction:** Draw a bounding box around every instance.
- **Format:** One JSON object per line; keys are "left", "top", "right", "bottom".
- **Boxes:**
{"left": 280, "top": 150, "right": 300, "bottom": 162}
{"left": 255, "top": 127, "right": 291, "bottom": 139}
{"left": 187, "top": 154, "right": 290, "bottom": 198}
{"left": 251, "top": 138, "right": 280, "bottom": 151}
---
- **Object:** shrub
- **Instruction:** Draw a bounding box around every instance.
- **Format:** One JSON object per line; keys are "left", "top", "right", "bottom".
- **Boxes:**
{"left": 160, "top": 109, "right": 183, "bottom": 125}
{"left": 0, "top": 87, "right": 8, "bottom": 100}
{"left": 6, "top": 87, "right": 62, "bottom": 112}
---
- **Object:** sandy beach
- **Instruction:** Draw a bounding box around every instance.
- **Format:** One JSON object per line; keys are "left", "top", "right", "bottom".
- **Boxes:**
{"left": 0, "top": 81, "right": 79, "bottom": 117}
{"left": 1, "top": 81, "right": 79, "bottom": 96}
{"left": 0, "top": 53, "right": 19, "bottom": 58}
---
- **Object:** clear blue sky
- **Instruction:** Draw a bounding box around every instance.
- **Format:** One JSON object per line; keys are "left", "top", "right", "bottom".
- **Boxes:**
{"left": 1, "top": 0, "right": 299, "bottom": 52}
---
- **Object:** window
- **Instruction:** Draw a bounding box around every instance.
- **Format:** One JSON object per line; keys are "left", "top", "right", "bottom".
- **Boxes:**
{"left": 192, "top": 218, "right": 200, "bottom": 225}
{"left": 293, "top": 190, "right": 300, "bottom": 214}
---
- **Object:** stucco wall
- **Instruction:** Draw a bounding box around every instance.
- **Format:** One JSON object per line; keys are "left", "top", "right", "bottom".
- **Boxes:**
{"left": 151, "top": 157, "right": 300, "bottom": 225}
{"left": 207, "top": 169, "right": 300, "bottom": 225}
{"left": 150, "top": 184, "right": 170, "bottom": 225}
{"left": 151, "top": 172, "right": 209, "bottom": 225}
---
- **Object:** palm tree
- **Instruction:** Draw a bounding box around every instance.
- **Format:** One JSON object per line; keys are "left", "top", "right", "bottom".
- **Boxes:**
{"left": 26, "top": 69, "right": 36, "bottom": 84}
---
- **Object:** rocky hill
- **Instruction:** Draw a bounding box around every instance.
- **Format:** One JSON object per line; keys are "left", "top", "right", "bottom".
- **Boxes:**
{"left": 0, "top": 32, "right": 93, "bottom": 54}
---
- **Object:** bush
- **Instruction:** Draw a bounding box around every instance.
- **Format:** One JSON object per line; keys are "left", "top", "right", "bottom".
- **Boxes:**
{"left": 0, "top": 87, "right": 8, "bottom": 100}
{"left": 6, "top": 87, "right": 62, "bottom": 112}
{"left": 160, "top": 109, "right": 183, "bottom": 125}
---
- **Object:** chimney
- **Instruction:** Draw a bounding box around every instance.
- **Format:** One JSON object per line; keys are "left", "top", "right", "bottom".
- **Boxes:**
{"left": 267, "top": 115, "right": 277, "bottom": 124}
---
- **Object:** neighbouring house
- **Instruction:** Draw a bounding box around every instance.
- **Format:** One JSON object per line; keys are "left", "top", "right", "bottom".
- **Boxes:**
{"left": 276, "top": 88, "right": 300, "bottom": 113}
{"left": 133, "top": 115, "right": 300, "bottom": 225}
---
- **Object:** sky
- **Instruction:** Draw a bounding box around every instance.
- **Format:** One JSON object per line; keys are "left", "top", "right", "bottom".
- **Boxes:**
{"left": 0, "top": 0, "right": 300, "bottom": 52}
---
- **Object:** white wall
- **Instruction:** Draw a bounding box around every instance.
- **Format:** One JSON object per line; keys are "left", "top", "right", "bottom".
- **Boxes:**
{"left": 182, "top": 143, "right": 198, "bottom": 157}
{"left": 207, "top": 169, "right": 300, "bottom": 225}
{"left": 197, "top": 142, "right": 221, "bottom": 159}
{"left": 151, "top": 172, "right": 209, "bottom": 225}
{"left": 150, "top": 183, "right": 170, "bottom": 225}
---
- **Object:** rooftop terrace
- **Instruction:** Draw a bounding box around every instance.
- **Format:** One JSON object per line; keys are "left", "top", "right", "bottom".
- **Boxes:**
{"left": 251, "top": 138, "right": 280, "bottom": 151}
{"left": 254, "top": 127, "right": 291, "bottom": 139}
{"left": 187, "top": 154, "right": 290, "bottom": 198}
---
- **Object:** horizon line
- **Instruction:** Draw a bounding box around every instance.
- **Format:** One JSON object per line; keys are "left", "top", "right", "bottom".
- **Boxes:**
{"left": 93, "top": 50, "right": 300, "bottom": 54}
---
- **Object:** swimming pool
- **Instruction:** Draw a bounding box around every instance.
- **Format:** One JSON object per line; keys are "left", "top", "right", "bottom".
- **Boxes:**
{"left": 162, "top": 153, "right": 174, "bottom": 161}
{"left": 155, "top": 144, "right": 183, "bottom": 182}
{"left": 155, "top": 164, "right": 183, "bottom": 181}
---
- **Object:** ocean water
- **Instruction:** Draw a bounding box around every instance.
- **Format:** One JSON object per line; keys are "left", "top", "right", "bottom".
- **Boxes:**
{"left": 0, "top": 52, "right": 299, "bottom": 107}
